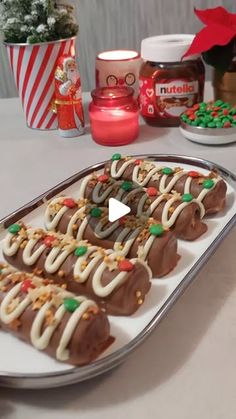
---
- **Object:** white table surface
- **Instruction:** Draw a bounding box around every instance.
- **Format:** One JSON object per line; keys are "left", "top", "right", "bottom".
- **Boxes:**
{"left": 1, "top": 88, "right": 236, "bottom": 419}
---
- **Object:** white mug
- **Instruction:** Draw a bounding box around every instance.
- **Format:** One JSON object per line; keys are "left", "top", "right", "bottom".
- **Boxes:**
{"left": 96, "top": 50, "right": 142, "bottom": 98}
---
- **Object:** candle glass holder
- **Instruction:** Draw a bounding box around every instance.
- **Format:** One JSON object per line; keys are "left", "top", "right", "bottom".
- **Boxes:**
{"left": 89, "top": 86, "right": 139, "bottom": 146}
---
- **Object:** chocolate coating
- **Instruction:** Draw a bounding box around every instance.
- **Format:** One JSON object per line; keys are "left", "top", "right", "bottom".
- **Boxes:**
{"left": 3, "top": 237, "right": 151, "bottom": 316}
{"left": 51, "top": 205, "right": 180, "bottom": 276}
{"left": 104, "top": 160, "right": 227, "bottom": 214}
{"left": 0, "top": 273, "right": 112, "bottom": 366}
{"left": 82, "top": 182, "right": 207, "bottom": 240}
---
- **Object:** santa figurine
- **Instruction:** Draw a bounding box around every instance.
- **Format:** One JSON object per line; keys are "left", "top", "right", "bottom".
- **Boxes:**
{"left": 54, "top": 54, "right": 85, "bottom": 137}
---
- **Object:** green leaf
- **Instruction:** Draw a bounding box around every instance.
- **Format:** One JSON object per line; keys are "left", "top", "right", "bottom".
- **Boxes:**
{"left": 202, "top": 39, "right": 235, "bottom": 72}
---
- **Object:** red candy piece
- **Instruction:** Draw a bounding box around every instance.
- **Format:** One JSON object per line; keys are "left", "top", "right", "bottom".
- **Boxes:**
{"left": 212, "top": 111, "right": 218, "bottom": 117}
{"left": 98, "top": 174, "right": 109, "bottom": 183}
{"left": 192, "top": 104, "right": 200, "bottom": 110}
{"left": 223, "top": 121, "right": 231, "bottom": 128}
{"left": 147, "top": 187, "right": 158, "bottom": 197}
{"left": 63, "top": 198, "right": 76, "bottom": 209}
{"left": 188, "top": 170, "right": 199, "bottom": 178}
{"left": 189, "top": 114, "right": 196, "bottom": 121}
{"left": 21, "top": 279, "right": 35, "bottom": 293}
{"left": 233, "top": 116, "right": 236, "bottom": 120}
{"left": 118, "top": 259, "right": 134, "bottom": 272}
{"left": 134, "top": 159, "right": 143, "bottom": 166}
{"left": 223, "top": 109, "right": 229, "bottom": 116}
{"left": 44, "top": 235, "right": 55, "bottom": 248}
{"left": 119, "top": 216, "right": 127, "bottom": 226}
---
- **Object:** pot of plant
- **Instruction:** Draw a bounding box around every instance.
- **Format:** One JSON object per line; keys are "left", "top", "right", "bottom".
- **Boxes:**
{"left": 184, "top": 6, "right": 236, "bottom": 107}
{"left": 1, "top": 0, "right": 78, "bottom": 130}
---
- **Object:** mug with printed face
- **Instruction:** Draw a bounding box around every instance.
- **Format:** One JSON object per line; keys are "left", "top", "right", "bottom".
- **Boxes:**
{"left": 95, "top": 50, "right": 142, "bottom": 98}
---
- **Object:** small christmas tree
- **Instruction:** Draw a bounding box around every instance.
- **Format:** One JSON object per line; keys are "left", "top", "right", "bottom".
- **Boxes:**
{"left": 0, "top": 0, "right": 78, "bottom": 43}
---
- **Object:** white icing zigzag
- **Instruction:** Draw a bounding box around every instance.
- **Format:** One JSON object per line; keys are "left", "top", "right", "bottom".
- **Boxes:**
{"left": 0, "top": 272, "right": 97, "bottom": 361}
{"left": 108, "top": 159, "right": 221, "bottom": 201}
{"left": 79, "top": 177, "right": 206, "bottom": 224}
{"left": 45, "top": 197, "right": 160, "bottom": 260}
{"left": 3, "top": 227, "right": 151, "bottom": 298}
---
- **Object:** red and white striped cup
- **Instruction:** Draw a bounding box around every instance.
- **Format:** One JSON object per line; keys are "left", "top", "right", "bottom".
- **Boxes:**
{"left": 5, "top": 37, "right": 76, "bottom": 130}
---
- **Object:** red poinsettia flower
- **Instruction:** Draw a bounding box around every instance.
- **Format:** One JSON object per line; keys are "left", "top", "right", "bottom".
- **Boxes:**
{"left": 184, "top": 6, "right": 236, "bottom": 58}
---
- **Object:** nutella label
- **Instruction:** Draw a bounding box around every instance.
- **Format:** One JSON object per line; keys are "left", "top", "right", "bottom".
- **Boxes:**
{"left": 139, "top": 76, "right": 200, "bottom": 120}
{"left": 156, "top": 81, "right": 198, "bottom": 96}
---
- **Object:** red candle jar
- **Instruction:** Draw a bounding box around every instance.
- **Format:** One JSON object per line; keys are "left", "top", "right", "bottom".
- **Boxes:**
{"left": 89, "top": 86, "right": 139, "bottom": 146}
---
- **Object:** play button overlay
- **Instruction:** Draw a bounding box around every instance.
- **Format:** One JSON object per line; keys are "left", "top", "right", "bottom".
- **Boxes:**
{"left": 108, "top": 198, "right": 131, "bottom": 222}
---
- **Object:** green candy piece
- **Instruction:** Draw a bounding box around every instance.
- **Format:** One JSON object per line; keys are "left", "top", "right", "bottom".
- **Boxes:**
{"left": 203, "top": 179, "right": 214, "bottom": 189}
{"left": 8, "top": 224, "right": 21, "bottom": 234}
{"left": 182, "top": 193, "right": 193, "bottom": 202}
{"left": 221, "top": 103, "right": 231, "bottom": 109}
{"left": 199, "top": 123, "right": 207, "bottom": 128}
{"left": 230, "top": 108, "right": 236, "bottom": 115}
{"left": 121, "top": 181, "right": 133, "bottom": 191}
{"left": 214, "top": 100, "right": 224, "bottom": 107}
{"left": 90, "top": 207, "right": 102, "bottom": 218}
{"left": 162, "top": 167, "right": 173, "bottom": 175}
{"left": 64, "top": 298, "right": 81, "bottom": 313}
{"left": 213, "top": 117, "right": 220, "bottom": 122}
{"left": 222, "top": 117, "right": 230, "bottom": 124}
{"left": 191, "top": 120, "right": 199, "bottom": 126}
{"left": 216, "top": 121, "right": 223, "bottom": 128}
{"left": 74, "top": 246, "right": 88, "bottom": 257}
{"left": 149, "top": 224, "right": 164, "bottom": 237}
{"left": 112, "top": 153, "right": 121, "bottom": 161}
{"left": 207, "top": 122, "right": 216, "bottom": 128}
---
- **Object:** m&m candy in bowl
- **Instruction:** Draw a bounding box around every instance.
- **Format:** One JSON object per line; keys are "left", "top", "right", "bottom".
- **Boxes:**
{"left": 179, "top": 100, "right": 236, "bottom": 145}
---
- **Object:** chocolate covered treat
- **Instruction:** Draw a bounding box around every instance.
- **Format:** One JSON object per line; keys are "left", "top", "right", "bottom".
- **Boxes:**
{"left": 103, "top": 155, "right": 227, "bottom": 214}
{"left": 44, "top": 197, "right": 180, "bottom": 275}
{"left": 3, "top": 224, "right": 152, "bottom": 316}
{"left": 0, "top": 265, "right": 112, "bottom": 366}
{"left": 79, "top": 175, "right": 207, "bottom": 240}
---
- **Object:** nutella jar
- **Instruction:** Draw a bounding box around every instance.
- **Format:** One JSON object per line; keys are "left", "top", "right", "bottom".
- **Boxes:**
{"left": 140, "top": 34, "right": 205, "bottom": 127}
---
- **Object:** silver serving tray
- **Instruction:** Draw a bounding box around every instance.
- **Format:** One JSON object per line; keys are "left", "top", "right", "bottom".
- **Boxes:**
{"left": 0, "top": 154, "right": 236, "bottom": 389}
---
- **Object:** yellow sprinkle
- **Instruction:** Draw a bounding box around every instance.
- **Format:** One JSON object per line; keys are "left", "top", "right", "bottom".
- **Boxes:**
{"left": 58, "top": 270, "right": 65, "bottom": 278}
{"left": 138, "top": 298, "right": 143, "bottom": 305}
{"left": 82, "top": 313, "right": 90, "bottom": 320}
{"left": 136, "top": 291, "right": 142, "bottom": 298}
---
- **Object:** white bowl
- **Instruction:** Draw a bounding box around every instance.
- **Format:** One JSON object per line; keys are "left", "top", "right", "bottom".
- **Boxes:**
{"left": 179, "top": 121, "right": 236, "bottom": 145}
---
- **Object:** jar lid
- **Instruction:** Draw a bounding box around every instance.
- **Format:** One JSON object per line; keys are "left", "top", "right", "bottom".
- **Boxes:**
{"left": 141, "top": 34, "right": 198, "bottom": 63}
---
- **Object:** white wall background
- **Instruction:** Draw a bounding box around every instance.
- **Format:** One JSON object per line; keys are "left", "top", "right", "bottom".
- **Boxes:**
{"left": 0, "top": 0, "right": 235, "bottom": 97}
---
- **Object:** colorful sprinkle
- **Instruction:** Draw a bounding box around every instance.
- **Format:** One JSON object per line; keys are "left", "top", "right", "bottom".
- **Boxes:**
{"left": 63, "top": 198, "right": 76, "bottom": 209}
{"left": 21, "top": 279, "right": 35, "bottom": 293}
{"left": 43, "top": 235, "right": 55, "bottom": 248}
{"left": 146, "top": 187, "right": 158, "bottom": 197}
{"left": 162, "top": 167, "right": 173, "bottom": 176}
{"left": 149, "top": 224, "right": 164, "bottom": 236}
{"left": 112, "top": 153, "right": 121, "bottom": 161}
{"left": 119, "top": 217, "right": 127, "bottom": 226}
{"left": 203, "top": 179, "right": 214, "bottom": 189}
{"left": 118, "top": 259, "right": 134, "bottom": 272}
{"left": 181, "top": 100, "right": 236, "bottom": 129}
{"left": 188, "top": 170, "right": 199, "bottom": 178}
{"left": 182, "top": 193, "right": 193, "bottom": 202}
{"left": 121, "top": 181, "right": 133, "bottom": 191}
{"left": 90, "top": 207, "right": 102, "bottom": 218}
{"left": 64, "top": 298, "right": 81, "bottom": 313}
{"left": 74, "top": 246, "right": 88, "bottom": 257}
{"left": 134, "top": 159, "right": 143, "bottom": 166}
{"left": 8, "top": 224, "right": 21, "bottom": 234}
{"left": 98, "top": 174, "right": 109, "bottom": 183}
